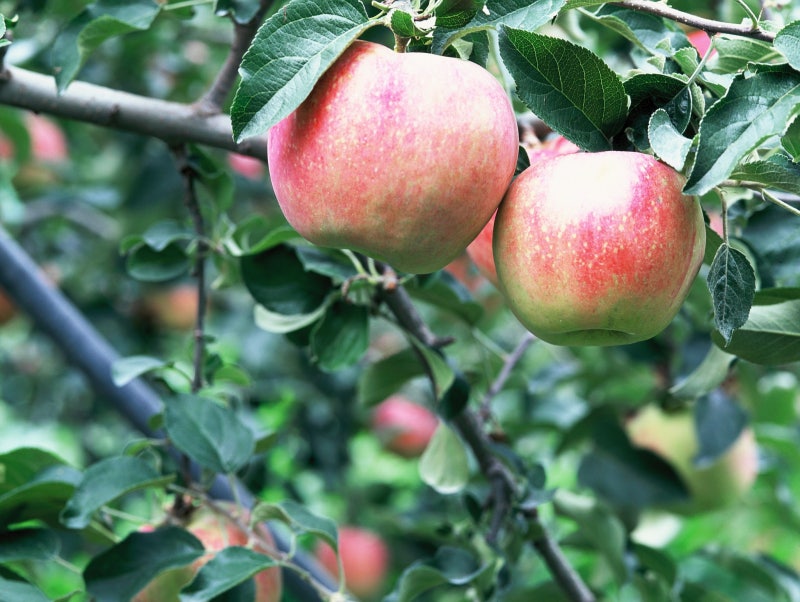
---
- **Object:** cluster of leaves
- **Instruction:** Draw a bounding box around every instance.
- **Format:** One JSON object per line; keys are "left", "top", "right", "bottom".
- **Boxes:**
{"left": 3, "top": 0, "right": 800, "bottom": 601}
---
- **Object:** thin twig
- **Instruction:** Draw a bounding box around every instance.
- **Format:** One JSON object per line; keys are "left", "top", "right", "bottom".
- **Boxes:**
{"left": 479, "top": 332, "right": 536, "bottom": 422}
{"left": 610, "top": 0, "right": 775, "bottom": 42}
{"left": 195, "top": 0, "right": 275, "bottom": 114}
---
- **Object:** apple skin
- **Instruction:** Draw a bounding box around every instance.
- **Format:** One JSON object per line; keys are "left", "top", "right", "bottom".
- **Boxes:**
{"left": 268, "top": 40, "right": 519, "bottom": 274}
{"left": 315, "top": 526, "right": 390, "bottom": 600}
{"left": 687, "top": 30, "right": 714, "bottom": 57}
{"left": 372, "top": 395, "right": 439, "bottom": 458}
{"left": 229, "top": 152, "right": 265, "bottom": 179}
{"left": 493, "top": 151, "right": 705, "bottom": 346}
{"left": 466, "top": 136, "right": 579, "bottom": 286}
{"left": 626, "top": 405, "right": 758, "bottom": 513}
{"left": 133, "top": 503, "right": 282, "bottom": 602}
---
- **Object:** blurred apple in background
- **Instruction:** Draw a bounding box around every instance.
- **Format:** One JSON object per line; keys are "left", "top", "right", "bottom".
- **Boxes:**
{"left": 315, "top": 526, "right": 390, "bottom": 600}
{"left": 371, "top": 395, "right": 439, "bottom": 458}
{"left": 26, "top": 113, "right": 68, "bottom": 163}
{"left": 228, "top": 152, "right": 265, "bottom": 179}
{"left": 0, "top": 289, "right": 15, "bottom": 325}
{"left": 138, "top": 283, "right": 200, "bottom": 331}
{"left": 687, "top": 30, "right": 714, "bottom": 57}
{"left": 626, "top": 404, "right": 758, "bottom": 513}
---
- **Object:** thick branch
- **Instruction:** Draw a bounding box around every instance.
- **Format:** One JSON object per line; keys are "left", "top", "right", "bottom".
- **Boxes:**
{"left": 0, "top": 66, "right": 268, "bottom": 158}
{"left": 611, "top": 0, "right": 775, "bottom": 42}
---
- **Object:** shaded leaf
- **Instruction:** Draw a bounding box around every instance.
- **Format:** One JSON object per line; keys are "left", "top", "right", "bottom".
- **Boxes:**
{"left": 648, "top": 108, "right": 692, "bottom": 171}
{"left": 0, "top": 528, "right": 60, "bottom": 562}
{"left": 253, "top": 302, "right": 327, "bottom": 334}
{"left": 180, "top": 546, "right": 276, "bottom": 602}
{"left": 707, "top": 244, "right": 756, "bottom": 345}
{"left": 685, "top": 66, "right": 800, "bottom": 196}
{"left": 231, "top": 0, "right": 374, "bottom": 141}
{"left": 0, "top": 575, "right": 50, "bottom": 602}
{"left": 499, "top": 28, "right": 628, "bottom": 151}
{"left": 774, "top": 21, "right": 800, "bottom": 71}
{"left": 61, "top": 456, "right": 172, "bottom": 529}
{"left": 214, "top": 0, "right": 261, "bottom": 24}
{"left": 590, "top": 5, "right": 691, "bottom": 55}
{"left": 125, "top": 242, "right": 190, "bottom": 282}
{"left": 164, "top": 394, "right": 255, "bottom": 474}
{"left": 84, "top": 527, "right": 205, "bottom": 602}
{"left": 731, "top": 153, "right": 800, "bottom": 196}
{"left": 387, "top": 547, "right": 486, "bottom": 602}
{"left": 419, "top": 423, "right": 469, "bottom": 494}
{"left": 357, "top": 347, "right": 427, "bottom": 405}
{"left": 693, "top": 392, "right": 749, "bottom": 468}
{"left": 670, "top": 344, "right": 736, "bottom": 401}
{"left": 309, "top": 301, "right": 370, "bottom": 371}
{"left": 111, "top": 355, "right": 168, "bottom": 387}
{"left": 410, "top": 340, "right": 455, "bottom": 401}
{"left": 782, "top": 117, "right": 800, "bottom": 161}
{"left": 251, "top": 500, "right": 337, "bottom": 549}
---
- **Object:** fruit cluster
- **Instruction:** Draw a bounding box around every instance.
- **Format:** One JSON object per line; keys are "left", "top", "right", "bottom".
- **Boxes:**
{"left": 266, "top": 41, "right": 705, "bottom": 347}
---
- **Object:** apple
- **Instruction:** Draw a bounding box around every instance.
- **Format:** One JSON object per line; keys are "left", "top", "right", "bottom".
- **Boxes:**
{"left": 315, "top": 526, "right": 390, "bottom": 600}
{"left": 228, "top": 152, "right": 265, "bottom": 179}
{"left": 493, "top": 151, "right": 705, "bottom": 346}
{"left": 626, "top": 404, "right": 758, "bottom": 513}
{"left": 372, "top": 395, "right": 439, "bottom": 458}
{"left": 0, "top": 113, "right": 68, "bottom": 164}
{"left": 687, "top": 30, "right": 714, "bottom": 57}
{"left": 466, "top": 136, "right": 580, "bottom": 286}
{"left": 134, "top": 503, "right": 282, "bottom": 601}
{"left": 140, "top": 283, "right": 200, "bottom": 331}
{"left": 268, "top": 40, "right": 519, "bottom": 274}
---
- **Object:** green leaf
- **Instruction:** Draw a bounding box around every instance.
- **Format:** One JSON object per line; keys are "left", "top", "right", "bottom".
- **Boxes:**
{"left": 731, "top": 153, "right": 800, "bottom": 196}
{"left": 52, "top": 0, "right": 162, "bottom": 92}
{"left": 61, "top": 456, "right": 172, "bottom": 529}
{"left": 126, "top": 242, "right": 190, "bottom": 282}
{"left": 111, "top": 355, "right": 168, "bottom": 387}
{"left": 0, "top": 575, "right": 50, "bottom": 602}
{"left": 357, "top": 347, "right": 427, "bottom": 405}
{"left": 410, "top": 340, "right": 455, "bottom": 401}
{"left": 389, "top": 9, "right": 429, "bottom": 38}
{"left": 648, "top": 108, "right": 692, "bottom": 171}
{"left": 707, "top": 244, "right": 756, "bottom": 345}
{"left": 227, "top": 221, "right": 301, "bottom": 257}
{"left": 498, "top": 28, "right": 628, "bottom": 151}
{"left": 419, "top": 423, "right": 469, "bottom": 494}
{"left": 0, "top": 448, "right": 81, "bottom": 526}
{"left": 685, "top": 66, "right": 800, "bottom": 196}
{"left": 164, "top": 394, "right": 255, "bottom": 474}
{"left": 0, "top": 528, "right": 60, "bottom": 562}
{"left": 713, "top": 35, "right": 783, "bottom": 73}
{"left": 251, "top": 500, "right": 337, "bottom": 548}
{"left": 433, "top": 0, "right": 566, "bottom": 55}
{"left": 214, "top": 0, "right": 261, "bottom": 24}
{"left": 241, "top": 244, "right": 332, "bottom": 315}
{"left": 231, "top": 0, "right": 374, "bottom": 141}
{"left": 669, "top": 344, "right": 736, "bottom": 401}
{"left": 564, "top": 0, "right": 607, "bottom": 7}
{"left": 711, "top": 295, "right": 800, "bottom": 365}
{"left": 180, "top": 546, "right": 276, "bottom": 602}
{"left": 590, "top": 5, "right": 691, "bottom": 55}
{"left": 253, "top": 302, "right": 327, "bottom": 334}
{"left": 295, "top": 246, "right": 359, "bottom": 283}
{"left": 693, "top": 392, "right": 748, "bottom": 468}
{"left": 773, "top": 21, "right": 800, "bottom": 71}
{"left": 309, "top": 301, "right": 369, "bottom": 371}
{"left": 782, "top": 117, "right": 800, "bottom": 161}
{"left": 434, "top": 0, "right": 482, "bottom": 29}
{"left": 743, "top": 205, "right": 800, "bottom": 286}
{"left": 388, "top": 547, "right": 486, "bottom": 602}
{"left": 406, "top": 271, "right": 483, "bottom": 324}
{"left": 141, "top": 220, "right": 194, "bottom": 252}
{"left": 84, "top": 527, "right": 205, "bottom": 602}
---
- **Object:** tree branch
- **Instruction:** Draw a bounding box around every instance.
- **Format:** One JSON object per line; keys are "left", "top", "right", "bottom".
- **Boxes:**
{"left": 195, "top": 1, "right": 275, "bottom": 114}
{"left": 479, "top": 332, "right": 536, "bottom": 422}
{"left": 610, "top": 0, "right": 775, "bottom": 42}
{"left": 0, "top": 66, "right": 268, "bottom": 158}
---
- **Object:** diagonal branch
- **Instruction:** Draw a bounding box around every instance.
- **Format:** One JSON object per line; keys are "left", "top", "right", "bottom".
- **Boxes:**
{"left": 610, "top": 0, "right": 775, "bottom": 42}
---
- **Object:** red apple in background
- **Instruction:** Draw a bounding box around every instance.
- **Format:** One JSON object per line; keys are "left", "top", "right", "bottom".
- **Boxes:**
{"left": 494, "top": 151, "right": 705, "bottom": 346}
{"left": 0, "top": 290, "right": 15, "bottom": 325}
{"left": 687, "top": 30, "right": 714, "bottom": 57}
{"left": 315, "top": 526, "right": 390, "bottom": 600}
{"left": 134, "top": 503, "right": 282, "bottom": 601}
{"left": 626, "top": 404, "right": 758, "bottom": 513}
{"left": 228, "top": 152, "right": 264, "bottom": 179}
{"left": 466, "top": 136, "right": 580, "bottom": 287}
{"left": 0, "top": 113, "right": 68, "bottom": 163}
{"left": 268, "top": 40, "right": 519, "bottom": 274}
{"left": 372, "top": 395, "right": 439, "bottom": 458}
{"left": 139, "top": 283, "right": 200, "bottom": 331}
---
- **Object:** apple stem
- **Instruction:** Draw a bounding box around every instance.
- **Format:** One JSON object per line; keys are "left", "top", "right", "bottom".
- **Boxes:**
{"left": 394, "top": 34, "right": 410, "bottom": 53}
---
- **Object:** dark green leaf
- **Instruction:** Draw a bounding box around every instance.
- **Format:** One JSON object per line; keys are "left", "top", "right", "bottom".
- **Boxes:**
{"left": 228, "top": 221, "right": 301, "bottom": 257}
{"left": 84, "top": 527, "right": 205, "bottom": 602}
{"left": 295, "top": 246, "right": 358, "bottom": 283}
{"left": 309, "top": 301, "right": 369, "bottom": 371}
{"left": 499, "top": 28, "right": 628, "bottom": 151}
{"left": 410, "top": 340, "right": 455, "bottom": 401}
{"left": 357, "top": 347, "right": 427, "bottom": 405}
{"left": 434, "top": 0, "right": 482, "bottom": 29}
{"left": 387, "top": 547, "right": 485, "bottom": 602}
{"left": 439, "top": 373, "right": 470, "bottom": 420}
{"left": 782, "top": 117, "right": 800, "bottom": 161}
{"left": 231, "top": 0, "right": 374, "bottom": 141}
{"left": 685, "top": 66, "right": 800, "bottom": 196}
{"left": 591, "top": 5, "right": 691, "bottom": 55}
{"left": 669, "top": 344, "right": 736, "bottom": 401}
{"left": 419, "top": 423, "right": 469, "bottom": 494}
{"left": 52, "top": 0, "right": 162, "bottom": 92}
{"left": 180, "top": 546, "right": 276, "bottom": 602}
{"left": 126, "top": 242, "right": 190, "bottom": 282}
{"left": 707, "top": 244, "right": 756, "bottom": 345}
{"left": 731, "top": 153, "right": 800, "bottom": 196}
{"left": 61, "top": 456, "right": 172, "bottom": 529}
{"left": 164, "top": 394, "right": 255, "bottom": 474}
{"left": 714, "top": 35, "right": 783, "bottom": 72}
{"left": 648, "top": 108, "right": 692, "bottom": 171}
{"left": 0, "top": 528, "right": 60, "bottom": 562}
{"left": 773, "top": 21, "right": 800, "bottom": 70}
{"left": 141, "top": 220, "right": 194, "bottom": 252}
{"left": 433, "top": 0, "right": 566, "bottom": 55}
{"left": 389, "top": 9, "right": 430, "bottom": 38}
{"left": 251, "top": 500, "right": 337, "bottom": 548}
{"left": 711, "top": 294, "right": 800, "bottom": 364}
{"left": 253, "top": 303, "right": 327, "bottom": 334}
{"left": 406, "top": 271, "right": 484, "bottom": 324}
{"left": 214, "top": 0, "right": 261, "bottom": 24}
{"left": 241, "top": 244, "right": 332, "bottom": 315}
{"left": 693, "top": 392, "right": 748, "bottom": 468}
{"left": 743, "top": 204, "right": 800, "bottom": 287}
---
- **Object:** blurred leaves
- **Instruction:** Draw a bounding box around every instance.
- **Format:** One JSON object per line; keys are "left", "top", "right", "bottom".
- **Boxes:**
{"left": 419, "top": 423, "right": 469, "bottom": 494}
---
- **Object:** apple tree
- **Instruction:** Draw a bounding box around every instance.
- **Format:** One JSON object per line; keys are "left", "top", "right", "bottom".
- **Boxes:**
{"left": 1, "top": 0, "right": 800, "bottom": 601}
